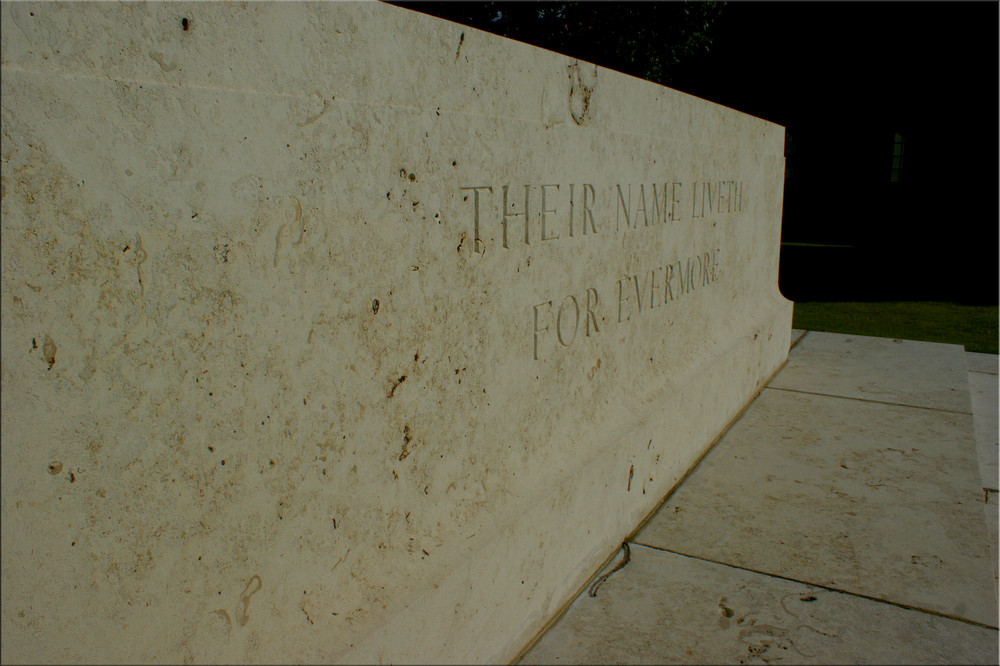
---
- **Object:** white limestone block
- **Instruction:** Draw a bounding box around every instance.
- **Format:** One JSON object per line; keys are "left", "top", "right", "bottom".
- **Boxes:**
{"left": 1, "top": 2, "right": 791, "bottom": 662}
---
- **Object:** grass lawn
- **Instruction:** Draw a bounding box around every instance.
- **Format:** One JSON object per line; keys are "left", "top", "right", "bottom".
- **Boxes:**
{"left": 791, "top": 301, "right": 999, "bottom": 355}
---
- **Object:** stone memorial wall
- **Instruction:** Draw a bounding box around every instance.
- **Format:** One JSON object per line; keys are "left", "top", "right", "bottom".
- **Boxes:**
{"left": 1, "top": 3, "right": 792, "bottom": 663}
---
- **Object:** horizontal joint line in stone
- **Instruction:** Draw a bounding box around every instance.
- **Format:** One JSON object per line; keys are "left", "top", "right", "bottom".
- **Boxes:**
{"left": 763, "top": 386, "right": 974, "bottom": 416}
{"left": 0, "top": 62, "right": 422, "bottom": 113}
{"left": 0, "top": 64, "right": 746, "bottom": 151}
{"left": 628, "top": 541, "right": 1000, "bottom": 632}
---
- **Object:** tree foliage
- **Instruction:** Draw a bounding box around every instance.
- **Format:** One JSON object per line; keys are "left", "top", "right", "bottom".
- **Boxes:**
{"left": 392, "top": 1, "right": 725, "bottom": 87}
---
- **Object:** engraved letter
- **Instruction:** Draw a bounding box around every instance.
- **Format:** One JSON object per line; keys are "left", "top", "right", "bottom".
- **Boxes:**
{"left": 702, "top": 251, "right": 712, "bottom": 286}
{"left": 540, "top": 184, "right": 560, "bottom": 241}
{"left": 460, "top": 186, "right": 493, "bottom": 253}
{"left": 568, "top": 183, "right": 576, "bottom": 237}
{"left": 734, "top": 182, "right": 743, "bottom": 212}
{"left": 670, "top": 182, "right": 682, "bottom": 221}
{"left": 650, "top": 266, "right": 662, "bottom": 309}
{"left": 585, "top": 287, "right": 600, "bottom": 335}
{"left": 617, "top": 277, "right": 631, "bottom": 323}
{"left": 663, "top": 264, "right": 675, "bottom": 302}
{"left": 582, "top": 184, "right": 598, "bottom": 234}
{"left": 533, "top": 301, "right": 552, "bottom": 361}
{"left": 635, "top": 184, "right": 650, "bottom": 226}
{"left": 616, "top": 184, "right": 632, "bottom": 231}
{"left": 651, "top": 184, "right": 668, "bottom": 225}
{"left": 502, "top": 184, "right": 530, "bottom": 248}
{"left": 633, "top": 272, "right": 649, "bottom": 315}
{"left": 557, "top": 295, "right": 580, "bottom": 347}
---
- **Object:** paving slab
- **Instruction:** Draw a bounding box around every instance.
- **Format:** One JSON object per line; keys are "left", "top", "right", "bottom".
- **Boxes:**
{"left": 519, "top": 543, "right": 998, "bottom": 665}
{"left": 967, "top": 352, "right": 1000, "bottom": 376}
{"left": 770, "top": 332, "right": 972, "bottom": 413}
{"left": 968, "top": 368, "right": 1000, "bottom": 492}
{"left": 633, "top": 388, "right": 997, "bottom": 627}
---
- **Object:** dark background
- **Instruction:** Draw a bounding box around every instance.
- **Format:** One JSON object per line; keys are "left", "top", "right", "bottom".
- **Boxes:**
{"left": 394, "top": 1, "right": 999, "bottom": 305}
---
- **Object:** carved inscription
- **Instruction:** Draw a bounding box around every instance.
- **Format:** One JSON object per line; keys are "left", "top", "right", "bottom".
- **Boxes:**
{"left": 459, "top": 180, "right": 741, "bottom": 360}
{"left": 532, "top": 249, "right": 721, "bottom": 360}
{"left": 615, "top": 183, "right": 683, "bottom": 229}
{"left": 460, "top": 183, "right": 599, "bottom": 251}
{"left": 532, "top": 288, "right": 601, "bottom": 361}
{"left": 616, "top": 250, "right": 720, "bottom": 323}
{"left": 461, "top": 181, "right": 742, "bottom": 251}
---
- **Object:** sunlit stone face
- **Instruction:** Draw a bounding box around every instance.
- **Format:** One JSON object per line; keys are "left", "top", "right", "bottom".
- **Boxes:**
{"left": 0, "top": 3, "right": 790, "bottom": 663}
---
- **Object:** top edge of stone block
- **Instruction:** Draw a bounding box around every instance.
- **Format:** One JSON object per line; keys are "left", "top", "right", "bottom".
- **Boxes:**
{"left": 0, "top": 1, "right": 785, "bottom": 148}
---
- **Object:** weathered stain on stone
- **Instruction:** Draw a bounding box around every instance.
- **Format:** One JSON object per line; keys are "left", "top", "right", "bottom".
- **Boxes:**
{"left": 567, "top": 62, "right": 596, "bottom": 125}
{"left": 389, "top": 374, "right": 407, "bottom": 398}
{"left": 399, "top": 424, "right": 413, "bottom": 460}
{"left": 42, "top": 334, "right": 56, "bottom": 370}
